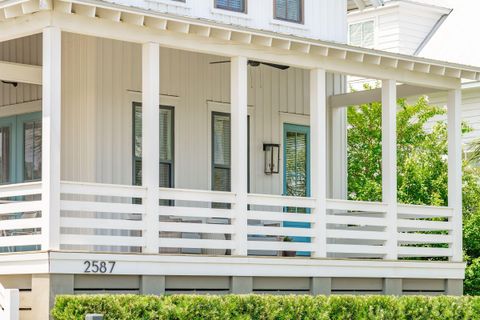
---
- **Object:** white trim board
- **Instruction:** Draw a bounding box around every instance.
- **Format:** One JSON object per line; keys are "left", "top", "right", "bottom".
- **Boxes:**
{"left": 45, "top": 251, "right": 466, "bottom": 279}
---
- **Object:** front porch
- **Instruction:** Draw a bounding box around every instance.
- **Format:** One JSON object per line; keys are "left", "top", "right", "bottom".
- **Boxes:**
{"left": 0, "top": 0, "right": 473, "bottom": 300}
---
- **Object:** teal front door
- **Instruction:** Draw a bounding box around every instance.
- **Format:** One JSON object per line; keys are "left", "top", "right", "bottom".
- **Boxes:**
{"left": 283, "top": 123, "right": 311, "bottom": 256}
{"left": 0, "top": 112, "right": 42, "bottom": 185}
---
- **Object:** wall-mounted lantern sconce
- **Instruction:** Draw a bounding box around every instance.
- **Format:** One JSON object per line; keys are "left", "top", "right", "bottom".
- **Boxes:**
{"left": 263, "top": 143, "right": 280, "bottom": 175}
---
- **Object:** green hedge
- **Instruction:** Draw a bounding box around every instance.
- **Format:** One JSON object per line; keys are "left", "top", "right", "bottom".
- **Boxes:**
{"left": 53, "top": 295, "right": 480, "bottom": 320}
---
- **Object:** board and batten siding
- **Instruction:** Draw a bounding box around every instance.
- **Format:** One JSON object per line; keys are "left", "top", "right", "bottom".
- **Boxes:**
{"left": 103, "top": 0, "right": 348, "bottom": 43}
{"left": 0, "top": 32, "right": 343, "bottom": 197}
{"left": 0, "top": 34, "right": 42, "bottom": 108}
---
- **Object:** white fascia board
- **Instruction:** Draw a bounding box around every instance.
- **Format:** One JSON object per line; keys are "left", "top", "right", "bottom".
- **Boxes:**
{"left": 0, "top": 252, "right": 49, "bottom": 275}
{"left": 46, "top": 251, "right": 466, "bottom": 279}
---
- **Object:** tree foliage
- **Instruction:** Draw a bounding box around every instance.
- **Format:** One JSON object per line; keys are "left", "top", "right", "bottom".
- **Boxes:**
{"left": 347, "top": 94, "right": 480, "bottom": 295}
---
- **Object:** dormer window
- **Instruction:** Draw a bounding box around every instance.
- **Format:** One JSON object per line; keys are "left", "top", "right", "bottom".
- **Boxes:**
{"left": 215, "top": 0, "right": 246, "bottom": 13}
{"left": 349, "top": 20, "right": 375, "bottom": 48}
{"left": 274, "top": 0, "right": 303, "bottom": 24}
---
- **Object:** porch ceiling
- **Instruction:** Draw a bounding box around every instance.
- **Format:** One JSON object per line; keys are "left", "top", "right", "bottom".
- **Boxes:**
{"left": 1, "top": 0, "right": 479, "bottom": 88}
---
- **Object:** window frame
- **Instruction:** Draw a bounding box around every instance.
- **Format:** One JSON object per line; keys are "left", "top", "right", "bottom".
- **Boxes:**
{"left": 132, "top": 102, "right": 175, "bottom": 188}
{"left": 273, "top": 0, "right": 304, "bottom": 24}
{"left": 214, "top": 0, "right": 247, "bottom": 13}
{"left": 348, "top": 19, "right": 376, "bottom": 48}
{"left": 211, "top": 111, "right": 251, "bottom": 193}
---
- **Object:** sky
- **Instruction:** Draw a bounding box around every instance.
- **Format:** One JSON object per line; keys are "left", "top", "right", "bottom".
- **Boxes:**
{"left": 416, "top": 0, "right": 480, "bottom": 67}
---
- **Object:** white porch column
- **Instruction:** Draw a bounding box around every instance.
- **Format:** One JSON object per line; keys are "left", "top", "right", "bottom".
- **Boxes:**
{"left": 382, "top": 79, "right": 398, "bottom": 260}
{"left": 142, "top": 42, "right": 160, "bottom": 254}
{"left": 42, "top": 26, "right": 61, "bottom": 250}
{"left": 310, "top": 68, "right": 327, "bottom": 258}
{"left": 447, "top": 89, "right": 462, "bottom": 262}
{"left": 310, "top": 69, "right": 327, "bottom": 258}
{"left": 230, "top": 56, "right": 248, "bottom": 256}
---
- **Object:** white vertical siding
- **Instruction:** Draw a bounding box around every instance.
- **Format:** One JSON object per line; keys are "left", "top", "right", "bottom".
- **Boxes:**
{"left": 102, "top": 0, "right": 347, "bottom": 43}
{"left": 0, "top": 33, "right": 340, "bottom": 196}
{"left": 0, "top": 34, "right": 42, "bottom": 107}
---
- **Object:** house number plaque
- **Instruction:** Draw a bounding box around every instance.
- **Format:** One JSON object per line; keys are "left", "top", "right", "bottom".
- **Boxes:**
{"left": 83, "top": 260, "right": 116, "bottom": 274}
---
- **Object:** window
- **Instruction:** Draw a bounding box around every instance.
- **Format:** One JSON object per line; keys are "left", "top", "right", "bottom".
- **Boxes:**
{"left": 23, "top": 120, "right": 42, "bottom": 182}
{"left": 274, "top": 0, "right": 303, "bottom": 23}
{"left": 215, "top": 0, "right": 246, "bottom": 13}
{"left": 349, "top": 20, "right": 375, "bottom": 48}
{"left": 211, "top": 112, "right": 250, "bottom": 193}
{"left": 0, "top": 113, "right": 42, "bottom": 185}
{"left": 133, "top": 103, "right": 174, "bottom": 188}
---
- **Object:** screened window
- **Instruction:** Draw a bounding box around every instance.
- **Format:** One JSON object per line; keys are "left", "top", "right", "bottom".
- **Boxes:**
{"left": 133, "top": 103, "right": 174, "bottom": 188}
{"left": 349, "top": 20, "right": 375, "bottom": 48}
{"left": 275, "top": 0, "right": 303, "bottom": 23}
{"left": 215, "top": 0, "right": 246, "bottom": 13}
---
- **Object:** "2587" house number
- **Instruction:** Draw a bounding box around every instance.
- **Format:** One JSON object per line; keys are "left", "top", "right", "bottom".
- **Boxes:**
{"left": 83, "top": 260, "right": 116, "bottom": 273}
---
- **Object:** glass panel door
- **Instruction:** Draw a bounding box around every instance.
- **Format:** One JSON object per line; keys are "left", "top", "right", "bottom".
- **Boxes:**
{"left": 283, "top": 123, "right": 311, "bottom": 255}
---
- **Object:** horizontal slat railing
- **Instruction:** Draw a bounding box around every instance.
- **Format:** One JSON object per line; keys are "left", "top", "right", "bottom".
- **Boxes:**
{"left": 246, "top": 193, "right": 315, "bottom": 256}
{"left": 396, "top": 203, "right": 453, "bottom": 259}
{"left": 0, "top": 182, "right": 43, "bottom": 253}
{"left": 158, "top": 188, "right": 236, "bottom": 254}
{"left": 60, "top": 181, "right": 146, "bottom": 252}
{"left": 50, "top": 181, "right": 458, "bottom": 261}
{"left": 325, "top": 199, "right": 388, "bottom": 259}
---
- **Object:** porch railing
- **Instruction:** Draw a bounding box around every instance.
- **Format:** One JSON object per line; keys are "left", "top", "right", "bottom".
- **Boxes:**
{"left": 0, "top": 282, "right": 19, "bottom": 320}
{"left": 0, "top": 182, "right": 43, "bottom": 253}
{"left": 0, "top": 181, "right": 456, "bottom": 261}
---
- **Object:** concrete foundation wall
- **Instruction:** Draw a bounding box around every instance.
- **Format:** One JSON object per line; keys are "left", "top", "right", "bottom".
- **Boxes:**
{"left": 13, "top": 273, "right": 463, "bottom": 320}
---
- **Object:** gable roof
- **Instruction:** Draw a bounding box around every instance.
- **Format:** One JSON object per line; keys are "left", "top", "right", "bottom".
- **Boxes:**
{"left": 347, "top": 0, "right": 384, "bottom": 11}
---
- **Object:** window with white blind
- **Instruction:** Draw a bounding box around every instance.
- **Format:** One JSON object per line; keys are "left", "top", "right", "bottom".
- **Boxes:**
{"left": 349, "top": 20, "right": 375, "bottom": 48}
{"left": 274, "top": 0, "right": 303, "bottom": 23}
{"left": 211, "top": 112, "right": 250, "bottom": 193}
{"left": 215, "top": 0, "right": 246, "bottom": 13}
{"left": 133, "top": 103, "right": 174, "bottom": 188}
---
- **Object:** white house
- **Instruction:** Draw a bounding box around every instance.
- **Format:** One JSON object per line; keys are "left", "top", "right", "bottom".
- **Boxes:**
{"left": 348, "top": 0, "right": 480, "bottom": 145}
{"left": 0, "top": 0, "right": 475, "bottom": 319}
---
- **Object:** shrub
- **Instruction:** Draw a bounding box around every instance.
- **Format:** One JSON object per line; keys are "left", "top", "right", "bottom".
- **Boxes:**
{"left": 52, "top": 295, "right": 480, "bottom": 320}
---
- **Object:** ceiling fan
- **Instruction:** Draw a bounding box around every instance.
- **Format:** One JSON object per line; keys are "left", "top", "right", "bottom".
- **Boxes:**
{"left": 210, "top": 59, "right": 290, "bottom": 70}
{"left": 1, "top": 80, "right": 18, "bottom": 87}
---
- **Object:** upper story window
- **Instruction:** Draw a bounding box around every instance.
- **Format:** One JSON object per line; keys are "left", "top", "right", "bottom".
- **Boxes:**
{"left": 274, "top": 0, "right": 303, "bottom": 24}
{"left": 349, "top": 20, "right": 375, "bottom": 48}
{"left": 215, "top": 0, "right": 246, "bottom": 13}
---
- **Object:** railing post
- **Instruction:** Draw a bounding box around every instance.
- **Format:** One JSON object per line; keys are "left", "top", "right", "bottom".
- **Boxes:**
{"left": 230, "top": 56, "right": 248, "bottom": 256}
{"left": 381, "top": 79, "right": 398, "bottom": 260}
{"left": 447, "top": 89, "right": 462, "bottom": 262}
{"left": 310, "top": 68, "right": 327, "bottom": 258}
{"left": 4, "top": 289, "right": 20, "bottom": 320}
{"left": 42, "top": 26, "right": 62, "bottom": 250}
{"left": 142, "top": 42, "right": 160, "bottom": 254}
